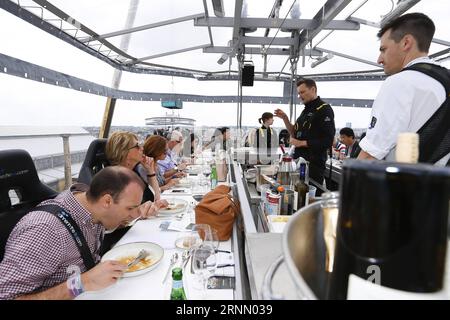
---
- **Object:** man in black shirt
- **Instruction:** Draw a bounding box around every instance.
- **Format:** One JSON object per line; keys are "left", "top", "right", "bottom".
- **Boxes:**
{"left": 275, "top": 78, "right": 335, "bottom": 185}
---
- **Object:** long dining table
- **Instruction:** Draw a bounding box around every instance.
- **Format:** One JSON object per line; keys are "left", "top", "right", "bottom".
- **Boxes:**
{"left": 77, "top": 171, "right": 234, "bottom": 300}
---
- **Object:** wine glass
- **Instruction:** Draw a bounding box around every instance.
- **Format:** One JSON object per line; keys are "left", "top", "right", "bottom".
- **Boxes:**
{"left": 203, "top": 227, "right": 220, "bottom": 251}
{"left": 191, "top": 244, "right": 217, "bottom": 297}
{"left": 203, "top": 165, "right": 211, "bottom": 178}
{"left": 192, "top": 224, "right": 220, "bottom": 251}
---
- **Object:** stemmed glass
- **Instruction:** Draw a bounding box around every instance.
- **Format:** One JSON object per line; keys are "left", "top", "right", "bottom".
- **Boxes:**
{"left": 203, "top": 165, "right": 211, "bottom": 178}
{"left": 191, "top": 244, "right": 217, "bottom": 297}
{"left": 203, "top": 228, "right": 220, "bottom": 251}
{"left": 191, "top": 224, "right": 219, "bottom": 249}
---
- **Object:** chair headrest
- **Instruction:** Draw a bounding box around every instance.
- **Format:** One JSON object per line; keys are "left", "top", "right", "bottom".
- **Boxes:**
{"left": 83, "top": 139, "right": 109, "bottom": 167}
{"left": 0, "top": 149, "right": 41, "bottom": 192}
{"left": 77, "top": 139, "right": 110, "bottom": 185}
{"left": 0, "top": 149, "right": 57, "bottom": 209}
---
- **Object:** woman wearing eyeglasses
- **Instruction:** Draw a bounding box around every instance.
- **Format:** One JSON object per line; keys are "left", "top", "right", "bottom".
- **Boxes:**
{"left": 106, "top": 131, "right": 165, "bottom": 206}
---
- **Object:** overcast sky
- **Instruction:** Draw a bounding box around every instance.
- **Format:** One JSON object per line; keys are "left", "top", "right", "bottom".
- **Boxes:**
{"left": 0, "top": 0, "right": 449, "bottom": 129}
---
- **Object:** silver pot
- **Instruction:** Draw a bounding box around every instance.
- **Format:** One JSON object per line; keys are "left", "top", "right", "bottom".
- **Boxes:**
{"left": 262, "top": 201, "right": 328, "bottom": 300}
{"left": 245, "top": 168, "right": 257, "bottom": 183}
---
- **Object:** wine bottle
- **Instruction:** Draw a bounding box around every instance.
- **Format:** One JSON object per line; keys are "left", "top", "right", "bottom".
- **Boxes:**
{"left": 295, "top": 162, "right": 309, "bottom": 210}
{"left": 328, "top": 135, "right": 450, "bottom": 300}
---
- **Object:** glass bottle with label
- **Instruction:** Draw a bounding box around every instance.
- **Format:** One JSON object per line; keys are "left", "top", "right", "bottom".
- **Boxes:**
{"left": 170, "top": 267, "right": 187, "bottom": 300}
{"left": 210, "top": 162, "right": 218, "bottom": 189}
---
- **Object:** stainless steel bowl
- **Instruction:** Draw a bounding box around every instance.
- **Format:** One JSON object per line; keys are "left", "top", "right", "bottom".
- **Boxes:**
{"left": 282, "top": 201, "right": 329, "bottom": 300}
{"left": 245, "top": 168, "right": 257, "bottom": 183}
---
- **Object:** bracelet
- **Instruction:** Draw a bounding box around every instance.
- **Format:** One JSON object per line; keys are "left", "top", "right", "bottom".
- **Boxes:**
{"left": 67, "top": 273, "right": 84, "bottom": 298}
{"left": 147, "top": 173, "right": 156, "bottom": 177}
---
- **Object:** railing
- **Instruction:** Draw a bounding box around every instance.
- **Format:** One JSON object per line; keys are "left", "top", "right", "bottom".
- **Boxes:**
{"left": 33, "top": 151, "right": 86, "bottom": 171}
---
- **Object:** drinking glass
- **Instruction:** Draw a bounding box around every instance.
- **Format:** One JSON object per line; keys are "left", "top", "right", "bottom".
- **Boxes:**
{"left": 203, "top": 227, "right": 220, "bottom": 251}
{"left": 191, "top": 244, "right": 217, "bottom": 296}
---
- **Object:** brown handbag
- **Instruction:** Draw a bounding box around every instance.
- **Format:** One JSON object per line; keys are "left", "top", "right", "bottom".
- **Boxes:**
{"left": 195, "top": 185, "right": 240, "bottom": 241}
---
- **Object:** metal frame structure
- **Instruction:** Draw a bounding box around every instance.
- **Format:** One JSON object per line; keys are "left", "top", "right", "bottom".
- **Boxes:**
{"left": 1, "top": 0, "right": 449, "bottom": 116}
{"left": 2, "top": 0, "right": 448, "bottom": 82}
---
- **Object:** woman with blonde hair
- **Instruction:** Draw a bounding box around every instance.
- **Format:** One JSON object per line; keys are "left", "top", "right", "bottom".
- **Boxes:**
{"left": 106, "top": 131, "right": 166, "bottom": 208}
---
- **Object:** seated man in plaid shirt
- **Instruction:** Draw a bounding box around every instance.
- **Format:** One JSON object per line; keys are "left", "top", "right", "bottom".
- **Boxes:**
{"left": 0, "top": 166, "right": 152, "bottom": 299}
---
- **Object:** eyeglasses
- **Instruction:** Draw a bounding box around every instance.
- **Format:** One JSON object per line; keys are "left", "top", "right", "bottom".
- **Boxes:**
{"left": 128, "top": 142, "right": 141, "bottom": 151}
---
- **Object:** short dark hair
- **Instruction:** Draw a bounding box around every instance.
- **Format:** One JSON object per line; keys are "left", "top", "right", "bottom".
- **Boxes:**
{"left": 377, "top": 13, "right": 435, "bottom": 52}
{"left": 258, "top": 112, "right": 273, "bottom": 124}
{"left": 296, "top": 78, "right": 317, "bottom": 90}
{"left": 339, "top": 127, "right": 355, "bottom": 139}
{"left": 86, "top": 166, "right": 144, "bottom": 203}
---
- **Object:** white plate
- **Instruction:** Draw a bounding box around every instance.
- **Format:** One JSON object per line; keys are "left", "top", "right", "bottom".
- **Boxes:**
{"left": 176, "top": 178, "right": 192, "bottom": 188}
{"left": 101, "top": 242, "right": 164, "bottom": 277}
{"left": 186, "top": 165, "right": 203, "bottom": 174}
{"left": 158, "top": 198, "right": 188, "bottom": 215}
{"left": 174, "top": 235, "right": 203, "bottom": 250}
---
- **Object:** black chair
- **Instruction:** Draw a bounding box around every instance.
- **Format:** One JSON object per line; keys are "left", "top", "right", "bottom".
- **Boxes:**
{"left": 77, "top": 139, "right": 110, "bottom": 185}
{"left": 0, "top": 149, "right": 58, "bottom": 261}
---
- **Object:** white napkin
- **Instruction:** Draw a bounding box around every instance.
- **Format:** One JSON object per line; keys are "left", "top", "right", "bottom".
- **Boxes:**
{"left": 166, "top": 220, "right": 192, "bottom": 232}
{"left": 214, "top": 252, "right": 235, "bottom": 277}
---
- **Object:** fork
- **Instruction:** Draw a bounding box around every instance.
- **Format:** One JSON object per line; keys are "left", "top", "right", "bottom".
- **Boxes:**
{"left": 162, "top": 252, "right": 179, "bottom": 283}
{"left": 181, "top": 250, "right": 191, "bottom": 270}
{"left": 127, "top": 249, "right": 149, "bottom": 268}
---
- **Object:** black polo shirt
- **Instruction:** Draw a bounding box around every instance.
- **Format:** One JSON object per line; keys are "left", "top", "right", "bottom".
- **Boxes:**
{"left": 293, "top": 96, "right": 335, "bottom": 169}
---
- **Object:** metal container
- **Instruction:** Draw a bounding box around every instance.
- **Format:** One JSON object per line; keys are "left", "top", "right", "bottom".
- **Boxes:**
{"left": 282, "top": 201, "right": 329, "bottom": 299}
{"left": 266, "top": 191, "right": 281, "bottom": 216}
{"left": 262, "top": 201, "right": 328, "bottom": 300}
{"left": 255, "top": 165, "right": 276, "bottom": 192}
{"left": 280, "top": 188, "right": 295, "bottom": 215}
{"left": 244, "top": 168, "right": 257, "bottom": 183}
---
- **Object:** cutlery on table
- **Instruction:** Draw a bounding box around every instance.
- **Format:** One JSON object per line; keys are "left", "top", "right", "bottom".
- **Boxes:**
{"left": 162, "top": 252, "right": 179, "bottom": 283}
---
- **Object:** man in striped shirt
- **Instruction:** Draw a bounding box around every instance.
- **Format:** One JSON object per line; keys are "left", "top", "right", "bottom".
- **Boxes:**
{"left": 0, "top": 166, "right": 146, "bottom": 300}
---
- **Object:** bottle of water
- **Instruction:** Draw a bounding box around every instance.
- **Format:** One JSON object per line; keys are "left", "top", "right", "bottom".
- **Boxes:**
{"left": 210, "top": 162, "right": 218, "bottom": 189}
{"left": 170, "top": 267, "right": 187, "bottom": 300}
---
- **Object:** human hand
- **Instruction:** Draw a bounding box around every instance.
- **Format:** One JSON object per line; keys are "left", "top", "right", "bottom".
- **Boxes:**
{"left": 141, "top": 155, "right": 155, "bottom": 174}
{"left": 274, "top": 109, "right": 287, "bottom": 119}
{"left": 174, "top": 171, "right": 186, "bottom": 178}
{"left": 167, "top": 178, "right": 180, "bottom": 188}
{"left": 289, "top": 137, "right": 305, "bottom": 147}
{"left": 178, "top": 163, "right": 187, "bottom": 170}
{"left": 139, "top": 200, "right": 159, "bottom": 219}
{"left": 155, "top": 199, "right": 169, "bottom": 209}
{"left": 81, "top": 261, "right": 127, "bottom": 291}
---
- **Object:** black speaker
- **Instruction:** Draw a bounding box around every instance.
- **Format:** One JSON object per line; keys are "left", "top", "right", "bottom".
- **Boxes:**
{"left": 242, "top": 64, "right": 254, "bottom": 86}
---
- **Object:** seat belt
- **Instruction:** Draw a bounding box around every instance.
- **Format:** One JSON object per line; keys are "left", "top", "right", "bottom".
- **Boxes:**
{"left": 36, "top": 204, "right": 96, "bottom": 270}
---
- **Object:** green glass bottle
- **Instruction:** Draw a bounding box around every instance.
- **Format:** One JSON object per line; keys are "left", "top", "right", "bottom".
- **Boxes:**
{"left": 170, "top": 267, "right": 187, "bottom": 300}
{"left": 210, "top": 163, "right": 218, "bottom": 189}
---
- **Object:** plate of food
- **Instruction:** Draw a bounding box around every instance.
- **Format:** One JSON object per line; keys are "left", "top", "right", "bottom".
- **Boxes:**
{"left": 176, "top": 177, "right": 192, "bottom": 188}
{"left": 101, "top": 242, "right": 164, "bottom": 277}
{"left": 158, "top": 198, "right": 189, "bottom": 215}
{"left": 174, "top": 234, "right": 203, "bottom": 250}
